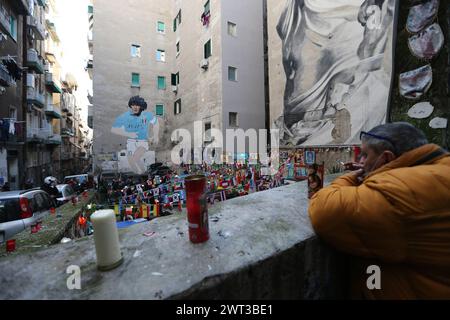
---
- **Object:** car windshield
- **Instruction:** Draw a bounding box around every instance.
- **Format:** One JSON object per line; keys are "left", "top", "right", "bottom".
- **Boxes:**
{"left": 0, "top": 198, "right": 21, "bottom": 223}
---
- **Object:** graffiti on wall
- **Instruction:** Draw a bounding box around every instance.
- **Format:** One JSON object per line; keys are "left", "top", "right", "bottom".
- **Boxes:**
{"left": 274, "top": 0, "right": 397, "bottom": 146}
{"left": 111, "top": 96, "right": 159, "bottom": 174}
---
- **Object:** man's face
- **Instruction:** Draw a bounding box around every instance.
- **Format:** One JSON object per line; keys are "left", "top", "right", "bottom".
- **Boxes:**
{"left": 131, "top": 104, "right": 141, "bottom": 115}
{"left": 359, "top": 142, "right": 382, "bottom": 174}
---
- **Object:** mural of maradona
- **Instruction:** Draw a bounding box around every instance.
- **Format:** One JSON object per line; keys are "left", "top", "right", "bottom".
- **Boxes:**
{"left": 275, "top": 0, "right": 397, "bottom": 146}
{"left": 111, "top": 96, "right": 159, "bottom": 174}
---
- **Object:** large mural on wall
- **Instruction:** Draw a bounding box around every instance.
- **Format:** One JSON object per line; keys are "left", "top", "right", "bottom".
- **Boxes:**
{"left": 274, "top": 0, "right": 397, "bottom": 146}
{"left": 111, "top": 96, "right": 159, "bottom": 174}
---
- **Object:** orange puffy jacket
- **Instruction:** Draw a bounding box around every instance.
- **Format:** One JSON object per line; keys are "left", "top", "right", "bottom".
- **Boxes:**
{"left": 309, "top": 144, "right": 450, "bottom": 299}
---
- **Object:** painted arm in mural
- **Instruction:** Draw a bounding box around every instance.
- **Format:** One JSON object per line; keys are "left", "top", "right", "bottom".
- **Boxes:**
{"left": 148, "top": 115, "right": 159, "bottom": 146}
{"left": 357, "top": 0, "right": 395, "bottom": 60}
{"left": 111, "top": 126, "right": 138, "bottom": 139}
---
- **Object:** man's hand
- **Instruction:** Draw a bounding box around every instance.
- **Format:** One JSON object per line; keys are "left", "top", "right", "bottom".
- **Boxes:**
{"left": 343, "top": 162, "right": 364, "bottom": 171}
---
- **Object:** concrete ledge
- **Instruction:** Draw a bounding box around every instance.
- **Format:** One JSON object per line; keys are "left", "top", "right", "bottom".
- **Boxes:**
{"left": 0, "top": 178, "right": 348, "bottom": 299}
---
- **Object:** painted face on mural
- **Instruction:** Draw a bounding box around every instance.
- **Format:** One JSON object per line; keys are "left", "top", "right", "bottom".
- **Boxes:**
{"left": 131, "top": 104, "right": 142, "bottom": 116}
{"left": 276, "top": 0, "right": 395, "bottom": 146}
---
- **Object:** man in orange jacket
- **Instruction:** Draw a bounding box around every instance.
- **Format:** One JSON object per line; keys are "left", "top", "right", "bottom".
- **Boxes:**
{"left": 309, "top": 122, "right": 450, "bottom": 299}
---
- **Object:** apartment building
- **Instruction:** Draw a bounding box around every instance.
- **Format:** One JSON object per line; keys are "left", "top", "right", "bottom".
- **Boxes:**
{"left": 1, "top": 0, "right": 92, "bottom": 190}
{"left": 92, "top": 0, "right": 266, "bottom": 173}
{"left": 0, "top": 0, "right": 28, "bottom": 190}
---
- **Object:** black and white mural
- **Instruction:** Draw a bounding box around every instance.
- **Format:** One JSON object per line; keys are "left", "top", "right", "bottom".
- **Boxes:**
{"left": 274, "top": 0, "right": 397, "bottom": 146}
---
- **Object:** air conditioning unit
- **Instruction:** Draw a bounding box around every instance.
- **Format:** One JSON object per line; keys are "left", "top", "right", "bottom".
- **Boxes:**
{"left": 171, "top": 85, "right": 178, "bottom": 93}
{"left": 200, "top": 59, "right": 209, "bottom": 70}
{"left": 27, "top": 74, "right": 35, "bottom": 88}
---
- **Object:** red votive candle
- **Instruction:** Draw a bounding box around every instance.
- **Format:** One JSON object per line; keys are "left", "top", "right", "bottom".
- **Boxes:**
{"left": 6, "top": 239, "right": 16, "bottom": 252}
{"left": 185, "top": 175, "right": 209, "bottom": 244}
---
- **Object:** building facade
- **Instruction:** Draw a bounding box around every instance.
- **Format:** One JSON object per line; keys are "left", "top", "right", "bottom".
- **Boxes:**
{"left": 0, "top": 0, "right": 29, "bottom": 190}
{"left": 92, "top": 0, "right": 266, "bottom": 174}
{"left": 1, "top": 0, "right": 92, "bottom": 190}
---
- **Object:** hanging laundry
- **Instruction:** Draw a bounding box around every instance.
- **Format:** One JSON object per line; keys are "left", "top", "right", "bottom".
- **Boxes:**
{"left": 406, "top": 0, "right": 439, "bottom": 34}
{"left": 408, "top": 23, "right": 444, "bottom": 60}
{"left": 9, "top": 119, "right": 15, "bottom": 135}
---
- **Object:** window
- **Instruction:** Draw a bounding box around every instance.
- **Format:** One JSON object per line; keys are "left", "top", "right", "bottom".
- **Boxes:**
{"left": 157, "top": 21, "right": 165, "bottom": 33}
{"left": 156, "top": 104, "right": 164, "bottom": 116}
{"left": 9, "top": 107, "right": 17, "bottom": 120}
{"left": 228, "top": 66, "right": 237, "bottom": 81}
{"left": 157, "top": 76, "right": 166, "bottom": 90}
{"left": 176, "top": 41, "right": 180, "bottom": 55}
{"left": 131, "top": 73, "right": 140, "bottom": 87}
{"left": 156, "top": 49, "right": 165, "bottom": 62}
{"left": 204, "top": 0, "right": 210, "bottom": 15}
{"left": 174, "top": 99, "right": 181, "bottom": 115}
{"left": 173, "top": 10, "right": 181, "bottom": 31}
{"left": 171, "top": 72, "right": 180, "bottom": 86}
{"left": 10, "top": 14, "right": 17, "bottom": 41}
{"left": 131, "top": 45, "right": 141, "bottom": 58}
{"left": 229, "top": 112, "right": 238, "bottom": 127}
{"left": 204, "top": 39, "right": 211, "bottom": 59}
{"left": 204, "top": 122, "right": 212, "bottom": 141}
{"left": 228, "top": 21, "right": 237, "bottom": 37}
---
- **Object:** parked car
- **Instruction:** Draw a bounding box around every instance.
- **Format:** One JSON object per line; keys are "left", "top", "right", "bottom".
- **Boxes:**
{"left": 64, "top": 174, "right": 95, "bottom": 193}
{"left": 56, "top": 184, "right": 76, "bottom": 207}
{"left": 0, "top": 189, "right": 56, "bottom": 244}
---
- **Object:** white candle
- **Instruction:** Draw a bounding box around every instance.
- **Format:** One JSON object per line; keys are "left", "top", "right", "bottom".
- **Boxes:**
{"left": 90, "top": 210, "right": 123, "bottom": 271}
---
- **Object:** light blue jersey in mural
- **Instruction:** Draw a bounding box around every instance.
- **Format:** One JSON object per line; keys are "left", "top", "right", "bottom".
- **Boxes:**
{"left": 112, "top": 111, "right": 157, "bottom": 140}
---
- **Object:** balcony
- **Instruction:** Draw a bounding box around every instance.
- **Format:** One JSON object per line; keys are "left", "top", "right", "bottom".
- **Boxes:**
{"left": 45, "top": 72, "right": 62, "bottom": 93}
{"left": 46, "top": 134, "right": 62, "bottom": 146}
{"left": 26, "top": 87, "right": 45, "bottom": 108}
{"left": 11, "top": 0, "right": 29, "bottom": 15}
{"left": 0, "top": 64, "right": 13, "bottom": 87}
{"left": 45, "top": 104, "right": 62, "bottom": 119}
{"left": 46, "top": 20, "right": 60, "bottom": 42}
{"left": 26, "top": 127, "right": 51, "bottom": 144}
{"left": 27, "top": 16, "right": 46, "bottom": 41}
{"left": 0, "top": 120, "right": 25, "bottom": 144}
{"left": 61, "top": 128, "right": 75, "bottom": 137}
{"left": 26, "top": 49, "right": 45, "bottom": 74}
{"left": 0, "top": 7, "right": 9, "bottom": 34}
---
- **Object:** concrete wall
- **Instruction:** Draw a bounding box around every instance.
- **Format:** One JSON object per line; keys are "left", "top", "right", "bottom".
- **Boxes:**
{"left": 93, "top": 0, "right": 174, "bottom": 168}
{"left": 220, "top": 0, "right": 266, "bottom": 138}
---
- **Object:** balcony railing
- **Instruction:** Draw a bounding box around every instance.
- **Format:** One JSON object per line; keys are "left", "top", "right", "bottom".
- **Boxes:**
{"left": 0, "top": 63, "right": 13, "bottom": 87}
{"left": 26, "top": 127, "right": 52, "bottom": 143}
{"left": 26, "top": 87, "right": 45, "bottom": 108}
{"left": 61, "top": 128, "right": 75, "bottom": 137}
{"left": 46, "top": 134, "right": 62, "bottom": 146}
{"left": 45, "top": 72, "right": 62, "bottom": 93}
{"left": 0, "top": 120, "right": 25, "bottom": 144}
{"left": 0, "top": 7, "right": 10, "bottom": 34}
{"left": 45, "top": 104, "right": 62, "bottom": 119}
{"left": 27, "top": 16, "right": 46, "bottom": 40}
{"left": 27, "top": 49, "right": 45, "bottom": 74}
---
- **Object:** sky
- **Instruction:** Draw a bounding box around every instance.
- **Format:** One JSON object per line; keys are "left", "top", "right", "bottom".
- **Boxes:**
{"left": 53, "top": 0, "right": 92, "bottom": 135}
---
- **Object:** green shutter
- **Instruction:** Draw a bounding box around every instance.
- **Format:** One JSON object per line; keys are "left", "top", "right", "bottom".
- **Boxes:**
{"left": 173, "top": 18, "right": 177, "bottom": 32}
{"left": 157, "top": 76, "right": 166, "bottom": 89}
{"left": 204, "top": 40, "right": 211, "bottom": 59}
{"left": 132, "top": 73, "right": 140, "bottom": 86}
{"left": 158, "top": 21, "right": 165, "bottom": 32}
{"left": 156, "top": 105, "right": 164, "bottom": 116}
